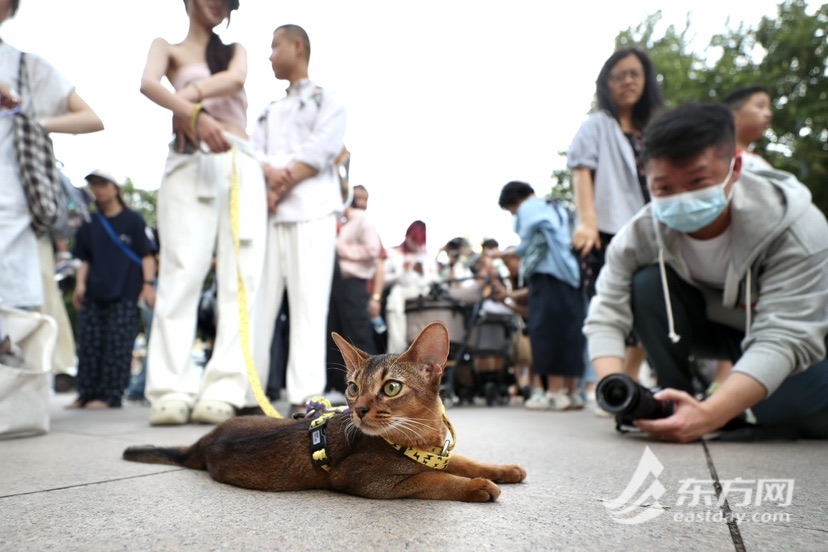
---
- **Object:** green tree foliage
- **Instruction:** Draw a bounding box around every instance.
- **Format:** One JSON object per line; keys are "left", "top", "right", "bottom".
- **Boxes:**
{"left": 613, "top": 0, "right": 827, "bottom": 214}
{"left": 121, "top": 178, "right": 158, "bottom": 229}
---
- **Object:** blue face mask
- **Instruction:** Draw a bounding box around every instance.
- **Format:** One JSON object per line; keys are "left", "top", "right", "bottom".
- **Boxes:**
{"left": 651, "top": 159, "right": 735, "bottom": 233}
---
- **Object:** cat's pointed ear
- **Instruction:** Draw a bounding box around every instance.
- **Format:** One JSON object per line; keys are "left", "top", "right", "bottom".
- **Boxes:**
{"left": 332, "top": 332, "right": 372, "bottom": 375}
{"left": 402, "top": 322, "right": 449, "bottom": 380}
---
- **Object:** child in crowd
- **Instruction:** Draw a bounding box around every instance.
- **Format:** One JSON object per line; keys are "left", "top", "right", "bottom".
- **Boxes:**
{"left": 707, "top": 86, "right": 775, "bottom": 395}
{"left": 722, "top": 85, "right": 774, "bottom": 172}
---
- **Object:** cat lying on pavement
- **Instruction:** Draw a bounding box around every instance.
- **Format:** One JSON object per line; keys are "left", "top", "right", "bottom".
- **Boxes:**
{"left": 123, "top": 322, "right": 526, "bottom": 502}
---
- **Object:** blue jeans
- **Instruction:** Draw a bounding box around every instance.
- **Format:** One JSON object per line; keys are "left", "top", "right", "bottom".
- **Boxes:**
{"left": 631, "top": 264, "right": 828, "bottom": 439}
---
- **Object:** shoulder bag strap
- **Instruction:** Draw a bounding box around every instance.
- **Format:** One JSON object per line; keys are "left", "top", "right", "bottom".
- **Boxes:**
{"left": 94, "top": 213, "right": 143, "bottom": 267}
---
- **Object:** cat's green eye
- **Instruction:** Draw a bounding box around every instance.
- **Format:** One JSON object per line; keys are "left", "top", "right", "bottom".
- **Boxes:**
{"left": 383, "top": 381, "right": 402, "bottom": 397}
{"left": 346, "top": 382, "right": 359, "bottom": 397}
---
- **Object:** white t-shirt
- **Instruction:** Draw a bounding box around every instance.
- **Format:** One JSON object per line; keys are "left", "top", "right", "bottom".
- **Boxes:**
{"left": 679, "top": 227, "right": 732, "bottom": 288}
{"left": 0, "top": 42, "right": 73, "bottom": 307}
{"left": 741, "top": 151, "right": 773, "bottom": 173}
{"left": 251, "top": 79, "right": 346, "bottom": 224}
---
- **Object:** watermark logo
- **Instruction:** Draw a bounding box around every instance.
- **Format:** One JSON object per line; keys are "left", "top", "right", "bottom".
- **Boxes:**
{"left": 604, "top": 447, "right": 795, "bottom": 525}
{"left": 603, "top": 446, "right": 668, "bottom": 525}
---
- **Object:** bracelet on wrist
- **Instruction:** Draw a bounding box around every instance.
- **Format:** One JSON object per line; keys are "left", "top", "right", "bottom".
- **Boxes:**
{"left": 371, "top": 294, "right": 382, "bottom": 302}
{"left": 190, "top": 103, "right": 204, "bottom": 135}
{"left": 143, "top": 280, "right": 155, "bottom": 286}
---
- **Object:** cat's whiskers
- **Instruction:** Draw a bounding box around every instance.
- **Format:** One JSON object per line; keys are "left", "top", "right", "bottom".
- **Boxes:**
{"left": 386, "top": 417, "right": 442, "bottom": 447}
{"left": 342, "top": 418, "right": 360, "bottom": 447}
{"left": 329, "top": 363, "right": 348, "bottom": 375}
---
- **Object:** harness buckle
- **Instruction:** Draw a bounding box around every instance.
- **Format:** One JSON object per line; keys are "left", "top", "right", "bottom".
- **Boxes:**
{"left": 309, "top": 415, "right": 332, "bottom": 471}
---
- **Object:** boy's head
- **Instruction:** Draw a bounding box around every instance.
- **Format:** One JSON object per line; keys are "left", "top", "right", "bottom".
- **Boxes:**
{"left": 270, "top": 24, "right": 311, "bottom": 81}
{"left": 481, "top": 238, "right": 499, "bottom": 252}
{"left": 351, "top": 185, "right": 368, "bottom": 210}
{"left": 721, "top": 85, "right": 773, "bottom": 147}
{"left": 498, "top": 181, "right": 534, "bottom": 214}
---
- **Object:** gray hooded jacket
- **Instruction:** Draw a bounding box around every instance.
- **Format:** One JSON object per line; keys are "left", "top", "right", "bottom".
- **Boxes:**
{"left": 584, "top": 168, "right": 828, "bottom": 396}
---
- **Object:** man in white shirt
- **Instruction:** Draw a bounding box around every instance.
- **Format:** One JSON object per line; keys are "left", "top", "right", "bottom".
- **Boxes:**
{"left": 252, "top": 24, "right": 346, "bottom": 413}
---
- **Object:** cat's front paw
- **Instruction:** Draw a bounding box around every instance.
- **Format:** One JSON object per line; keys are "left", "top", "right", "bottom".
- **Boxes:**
{"left": 465, "top": 477, "right": 501, "bottom": 502}
{"left": 494, "top": 464, "right": 526, "bottom": 484}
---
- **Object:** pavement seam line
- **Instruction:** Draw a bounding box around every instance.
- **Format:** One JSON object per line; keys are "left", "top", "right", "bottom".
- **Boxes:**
{"left": 0, "top": 469, "right": 186, "bottom": 500}
{"left": 702, "top": 441, "right": 747, "bottom": 552}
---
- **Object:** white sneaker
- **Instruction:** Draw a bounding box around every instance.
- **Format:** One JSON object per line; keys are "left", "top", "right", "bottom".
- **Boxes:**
{"left": 547, "top": 390, "right": 573, "bottom": 412}
{"left": 594, "top": 405, "right": 613, "bottom": 418}
{"left": 584, "top": 388, "right": 597, "bottom": 410}
{"left": 569, "top": 392, "right": 585, "bottom": 410}
{"left": 524, "top": 390, "right": 550, "bottom": 411}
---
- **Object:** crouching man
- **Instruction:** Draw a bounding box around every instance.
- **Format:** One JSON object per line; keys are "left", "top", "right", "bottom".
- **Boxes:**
{"left": 585, "top": 102, "right": 828, "bottom": 442}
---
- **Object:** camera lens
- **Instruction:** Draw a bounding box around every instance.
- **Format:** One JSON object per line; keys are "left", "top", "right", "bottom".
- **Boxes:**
{"left": 596, "top": 374, "right": 637, "bottom": 414}
{"left": 603, "top": 382, "right": 629, "bottom": 408}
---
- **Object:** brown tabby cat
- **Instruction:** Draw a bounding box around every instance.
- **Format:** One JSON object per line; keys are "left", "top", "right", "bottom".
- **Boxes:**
{"left": 123, "top": 322, "right": 526, "bottom": 502}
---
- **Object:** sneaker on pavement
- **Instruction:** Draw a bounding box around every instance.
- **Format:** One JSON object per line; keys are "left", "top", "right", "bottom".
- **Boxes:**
{"left": 569, "top": 392, "right": 585, "bottom": 410}
{"left": 547, "top": 390, "right": 573, "bottom": 412}
{"left": 594, "top": 405, "right": 613, "bottom": 418}
{"left": 584, "top": 388, "right": 597, "bottom": 410}
{"left": 524, "top": 390, "right": 549, "bottom": 411}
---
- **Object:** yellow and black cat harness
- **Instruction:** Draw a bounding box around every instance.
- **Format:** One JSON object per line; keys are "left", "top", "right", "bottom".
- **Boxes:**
{"left": 304, "top": 397, "right": 457, "bottom": 472}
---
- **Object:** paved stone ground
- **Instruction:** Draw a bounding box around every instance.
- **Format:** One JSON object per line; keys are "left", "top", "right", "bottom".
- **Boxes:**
{"left": 1, "top": 392, "right": 826, "bottom": 551}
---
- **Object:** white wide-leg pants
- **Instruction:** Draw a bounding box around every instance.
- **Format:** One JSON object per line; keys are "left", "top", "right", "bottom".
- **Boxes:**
{"left": 254, "top": 215, "right": 336, "bottom": 405}
{"left": 146, "top": 137, "right": 267, "bottom": 409}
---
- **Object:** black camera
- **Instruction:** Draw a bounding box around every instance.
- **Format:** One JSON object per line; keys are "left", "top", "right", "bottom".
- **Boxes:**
{"left": 596, "top": 373, "right": 673, "bottom": 431}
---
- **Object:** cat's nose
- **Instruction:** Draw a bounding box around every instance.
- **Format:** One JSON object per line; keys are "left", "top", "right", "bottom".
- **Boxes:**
{"left": 356, "top": 406, "right": 369, "bottom": 419}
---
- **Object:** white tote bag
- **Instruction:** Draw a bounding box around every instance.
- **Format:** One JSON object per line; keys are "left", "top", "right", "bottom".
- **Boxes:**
{"left": 0, "top": 306, "right": 57, "bottom": 439}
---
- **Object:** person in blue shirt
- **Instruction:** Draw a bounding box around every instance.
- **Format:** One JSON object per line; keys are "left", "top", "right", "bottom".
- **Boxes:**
{"left": 499, "top": 181, "right": 585, "bottom": 411}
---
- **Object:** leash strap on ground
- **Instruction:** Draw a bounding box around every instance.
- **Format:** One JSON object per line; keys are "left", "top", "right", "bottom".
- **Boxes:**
{"left": 230, "top": 147, "right": 282, "bottom": 418}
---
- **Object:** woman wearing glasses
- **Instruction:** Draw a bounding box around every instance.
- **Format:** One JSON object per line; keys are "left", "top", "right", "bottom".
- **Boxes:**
{"left": 566, "top": 48, "right": 664, "bottom": 398}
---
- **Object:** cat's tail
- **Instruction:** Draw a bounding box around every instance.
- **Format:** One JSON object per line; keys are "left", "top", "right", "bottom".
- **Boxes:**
{"left": 123, "top": 445, "right": 203, "bottom": 469}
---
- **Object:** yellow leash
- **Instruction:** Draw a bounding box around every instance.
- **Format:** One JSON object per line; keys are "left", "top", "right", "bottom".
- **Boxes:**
{"left": 230, "top": 147, "right": 282, "bottom": 418}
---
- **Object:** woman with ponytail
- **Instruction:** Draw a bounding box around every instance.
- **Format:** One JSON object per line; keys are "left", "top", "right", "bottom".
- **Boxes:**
{"left": 139, "top": 0, "right": 267, "bottom": 425}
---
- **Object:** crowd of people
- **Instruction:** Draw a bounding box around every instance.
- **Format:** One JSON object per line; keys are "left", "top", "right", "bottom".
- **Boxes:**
{"left": 1, "top": 0, "right": 825, "bottom": 442}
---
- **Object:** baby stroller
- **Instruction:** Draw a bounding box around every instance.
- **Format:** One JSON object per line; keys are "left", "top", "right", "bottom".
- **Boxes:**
{"left": 404, "top": 278, "right": 520, "bottom": 407}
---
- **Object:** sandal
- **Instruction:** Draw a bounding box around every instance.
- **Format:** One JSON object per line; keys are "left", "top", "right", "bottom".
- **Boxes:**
{"left": 65, "top": 398, "right": 86, "bottom": 410}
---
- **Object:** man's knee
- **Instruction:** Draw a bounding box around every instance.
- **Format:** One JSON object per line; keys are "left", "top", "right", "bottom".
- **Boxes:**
{"left": 631, "top": 265, "right": 664, "bottom": 314}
